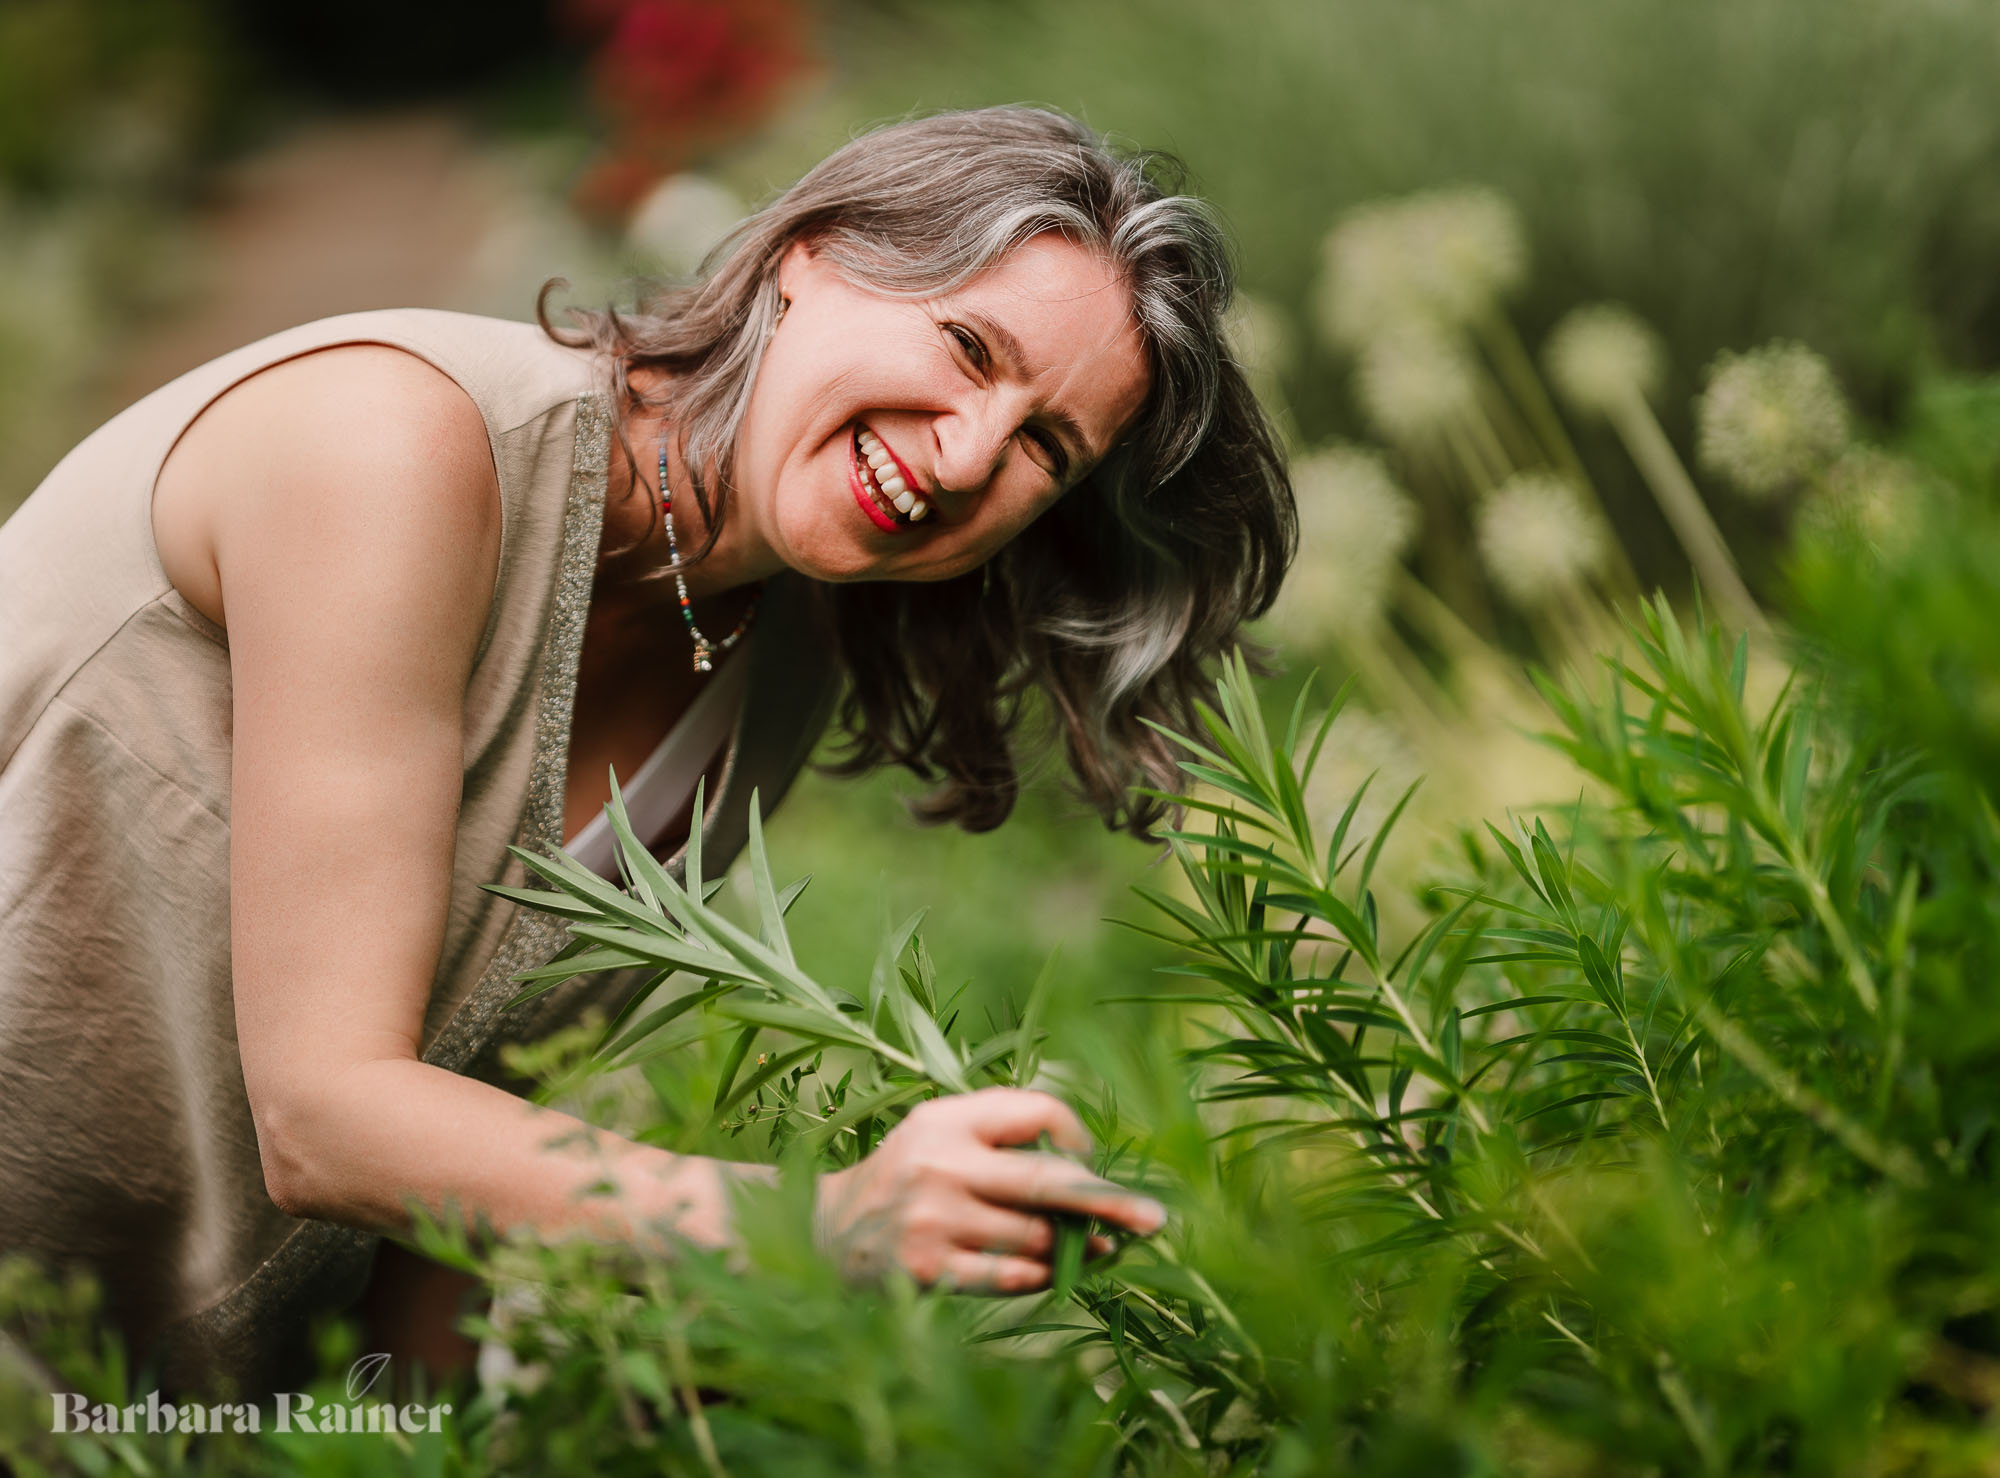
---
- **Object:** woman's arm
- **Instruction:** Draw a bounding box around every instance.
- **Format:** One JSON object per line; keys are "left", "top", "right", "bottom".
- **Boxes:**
{"left": 180, "top": 346, "right": 769, "bottom": 1255}
{"left": 185, "top": 345, "right": 1158, "bottom": 1282}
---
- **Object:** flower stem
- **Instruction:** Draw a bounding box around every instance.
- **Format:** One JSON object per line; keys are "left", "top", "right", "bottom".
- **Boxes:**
{"left": 1474, "top": 310, "right": 1643, "bottom": 598}
{"left": 1608, "top": 395, "right": 1768, "bottom": 635}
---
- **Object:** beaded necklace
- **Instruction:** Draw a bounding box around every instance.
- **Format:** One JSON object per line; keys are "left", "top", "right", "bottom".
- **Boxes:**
{"left": 658, "top": 436, "right": 759, "bottom": 673}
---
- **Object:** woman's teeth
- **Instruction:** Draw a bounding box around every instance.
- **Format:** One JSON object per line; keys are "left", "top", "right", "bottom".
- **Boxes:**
{"left": 857, "top": 426, "right": 931, "bottom": 523}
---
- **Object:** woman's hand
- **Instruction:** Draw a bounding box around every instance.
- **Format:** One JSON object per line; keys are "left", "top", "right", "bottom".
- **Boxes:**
{"left": 812, "top": 1086, "right": 1167, "bottom": 1295}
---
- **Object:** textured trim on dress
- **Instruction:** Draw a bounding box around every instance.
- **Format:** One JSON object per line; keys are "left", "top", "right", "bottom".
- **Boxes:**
{"left": 425, "top": 390, "right": 610, "bottom": 1075}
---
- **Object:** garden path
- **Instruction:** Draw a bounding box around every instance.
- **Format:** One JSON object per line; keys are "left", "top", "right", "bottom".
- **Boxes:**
{"left": 108, "top": 108, "right": 530, "bottom": 408}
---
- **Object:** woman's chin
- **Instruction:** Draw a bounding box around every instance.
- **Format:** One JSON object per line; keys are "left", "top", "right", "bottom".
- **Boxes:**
{"left": 771, "top": 527, "right": 889, "bottom": 584}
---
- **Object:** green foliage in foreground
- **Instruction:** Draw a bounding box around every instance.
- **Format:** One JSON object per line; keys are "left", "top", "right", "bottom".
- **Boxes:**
{"left": 9, "top": 459, "right": 2000, "bottom": 1475}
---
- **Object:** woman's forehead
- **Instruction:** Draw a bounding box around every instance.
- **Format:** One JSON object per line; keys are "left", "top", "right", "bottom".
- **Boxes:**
{"left": 948, "top": 235, "right": 1152, "bottom": 460}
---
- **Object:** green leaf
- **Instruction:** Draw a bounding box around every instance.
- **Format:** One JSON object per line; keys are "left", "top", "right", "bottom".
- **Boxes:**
{"left": 891, "top": 982, "right": 970, "bottom": 1094}
{"left": 1357, "top": 779, "right": 1423, "bottom": 900}
{"left": 563, "top": 922, "right": 761, "bottom": 983}
{"left": 710, "top": 1023, "right": 762, "bottom": 1109}
{"left": 601, "top": 770, "right": 659, "bottom": 912}
{"left": 1014, "top": 946, "right": 1062, "bottom": 1088}
{"left": 800, "top": 1077, "right": 935, "bottom": 1152}
{"left": 482, "top": 882, "right": 600, "bottom": 919}
{"left": 504, "top": 843, "right": 673, "bottom": 938}
{"left": 1299, "top": 677, "right": 1357, "bottom": 790}
{"left": 1325, "top": 772, "right": 1377, "bottom": 883}
{"left": 1576, "top": 933, "right": 1626, "bottom": 1016}
{"left": 1529, "top": 821, "right": 1578, "bottom": 928}
{"left": 744, "top": 790, "right": 795, "bottom": 965}
{"left": 869, "top": 909, "right": 928, "bottom": 1021}
{"left": 1482, "top": 822, "right": 1548, "bottom": 908}
{"left": 1488, "top": 1027, "right": 1644, "bottom": 1064}
{"left": 509, "top": 943, "right": 655, "bottom": 984}
{"left": 711, "top": 1040, "right": 820, "bottom": 1123}
{"left": 1461, "top": 994, "right": 1579, "bottom": 1019}
{"left": 684, "top": 777, "right": 706, "bottom": 899}
{"left": 777, "top": 874, "right": 811, "bottom": 916}
{"left": 589, "top": 967, "right": 676, "bottom": 1052}
{"left": 1515, "top": 1090, "right": 1628, "bottom": 1123}
{"left": 601, "top": 981, "right": 734, "bottom": 1061}
{"left": 716, "top": 997, "right": 876, "bottom": 1051}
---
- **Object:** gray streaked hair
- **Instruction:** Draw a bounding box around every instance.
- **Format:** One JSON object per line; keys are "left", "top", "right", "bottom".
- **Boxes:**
{"left": 543, "top": 105, "right": 1294, "bottom": 836}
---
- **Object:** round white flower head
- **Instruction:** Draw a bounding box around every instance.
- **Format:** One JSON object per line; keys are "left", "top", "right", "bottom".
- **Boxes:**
{"left": 1353, "top": 325, "right": 1482, "bottom": 442}
{"left": 1269, "top": 445, "right": 1421, "bottom": 644}
{"left": 1795, "top": 446, "right": 1930, "bottom": 559}
{"left": 1696, "top": 341, "right": 1852, "bottom": 502}
{"left": 1475, "top": 472, "right": 1610, "bottom": 611}
{"left": 626, "top": 172, "right": 749, "bottom": 280}
{"left": 1544, "top": 303, "right": 1665, "bottom": 418}
{"left": 1315, "top": 186, "right": 1527, "bottom": 350}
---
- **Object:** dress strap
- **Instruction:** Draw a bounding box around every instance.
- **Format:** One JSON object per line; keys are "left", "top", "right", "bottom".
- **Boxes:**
{"left": 561, "top": 638, "right": 754, "bottom": 879}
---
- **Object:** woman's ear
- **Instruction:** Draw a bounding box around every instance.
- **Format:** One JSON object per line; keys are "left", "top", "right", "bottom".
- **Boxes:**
{"left": 768, "top": 237, "right": 824, "bottom": 304}
{"left": 775, "top": 237, "right": 823, "bottom": 300}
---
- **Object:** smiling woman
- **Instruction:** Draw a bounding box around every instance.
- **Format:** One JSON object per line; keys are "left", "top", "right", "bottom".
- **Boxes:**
{"left": 757, "top": 233, "right": 1150, "bottom": 575}
{"left": 0, "top": 106, "right": 1292, "bottom": 1402}
{"left": 640, "top": 231, "right": 1149, "bottom": 585}
{"left": 556, "top": 106, "right": 1295, "bottom": 832}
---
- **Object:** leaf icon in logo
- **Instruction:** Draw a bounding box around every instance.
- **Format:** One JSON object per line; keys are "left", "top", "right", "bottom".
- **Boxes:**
{"left": 347, "top": 1352, "right": 393, "bottom": 1402}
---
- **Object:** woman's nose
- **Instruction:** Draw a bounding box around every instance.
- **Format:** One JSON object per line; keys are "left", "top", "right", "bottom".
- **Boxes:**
{"left": 931, "top": 399, "right": 1014, "bottom": 498}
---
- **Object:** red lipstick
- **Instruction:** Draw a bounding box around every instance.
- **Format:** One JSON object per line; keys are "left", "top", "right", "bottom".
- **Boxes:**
{"left": 848, "top": 426, "right": 903, "bottom": 534}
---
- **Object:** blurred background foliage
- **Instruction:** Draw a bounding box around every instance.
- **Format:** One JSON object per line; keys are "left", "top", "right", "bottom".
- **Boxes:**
{"left": 7, "top": 0, "right": 1998, "bottom": 993}
{"left": 6, "top": 0, "right": 2000, "bottom": 1470}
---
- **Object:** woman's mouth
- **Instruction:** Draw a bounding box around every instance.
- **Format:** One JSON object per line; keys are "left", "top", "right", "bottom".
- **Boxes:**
{"left": 849, "top": 423, "right": 931, "bottom": 533}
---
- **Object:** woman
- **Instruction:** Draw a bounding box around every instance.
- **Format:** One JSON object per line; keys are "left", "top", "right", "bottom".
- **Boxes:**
{"left": 0, "top": 106, "right": 1292, "bottom": 1400}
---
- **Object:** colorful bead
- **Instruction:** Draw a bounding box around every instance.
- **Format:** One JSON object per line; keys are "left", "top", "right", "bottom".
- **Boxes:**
{"left": 660, "top": 436, "right": 758, "bottom": 674}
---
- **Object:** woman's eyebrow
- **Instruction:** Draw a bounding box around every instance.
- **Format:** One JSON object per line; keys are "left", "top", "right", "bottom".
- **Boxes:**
{"left": 961, "top": 311, "right": 1097, "bottom": 465}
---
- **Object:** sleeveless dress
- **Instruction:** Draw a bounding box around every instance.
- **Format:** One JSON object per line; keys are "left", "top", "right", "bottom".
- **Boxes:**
{"left": 0, "top": 308, "right": 841, "bottom": 1399}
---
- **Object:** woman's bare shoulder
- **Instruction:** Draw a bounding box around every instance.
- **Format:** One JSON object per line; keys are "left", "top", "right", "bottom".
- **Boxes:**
{"left": 154, "top": 342, "right": 501, "bottom": 637}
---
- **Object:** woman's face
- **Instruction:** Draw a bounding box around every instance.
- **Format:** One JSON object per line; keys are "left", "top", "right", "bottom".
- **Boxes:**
{"left": 727, "top": 231, "right": 1152, "bottom": 584}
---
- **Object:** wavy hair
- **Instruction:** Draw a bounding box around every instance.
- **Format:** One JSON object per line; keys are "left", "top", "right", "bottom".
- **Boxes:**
{"left": 543, "top": 105, "right": 1295, "bottom": 836}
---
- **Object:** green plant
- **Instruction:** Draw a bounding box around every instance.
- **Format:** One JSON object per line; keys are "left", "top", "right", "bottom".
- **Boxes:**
{"left": 464, "top": 551, "right": 1999, "bottom": 1472}
{"left": 14, "top": 397, "right": 2000, "bottom": 1474}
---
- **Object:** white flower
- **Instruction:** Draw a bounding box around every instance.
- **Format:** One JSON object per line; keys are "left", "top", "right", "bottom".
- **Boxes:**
{"left": 1544, "top": 304, "right": 1664, "bottom": 417}
{"left": 475, "top": 1279, "right": 552, "bottom": 1401}
{"left": 1696, "top": 342, "right": 1852, "bottom": 502}
{"left": 1269, "top": 446, "right": 1420, "bottom": 644}
{"left": 1353, "top": 325, "right": 1482, "bottom": 442}
{"left": 1795, "top": 446, "right": 1929, "bottom": 558}
{"left": 1314, "top": 186, "right": 1527, "bottom": 350}
{"left": 626, "top": 172, "right": 747, "bottom": 280}
{"left": 1475, "top": 473, "right": 1610, "bottom": 610}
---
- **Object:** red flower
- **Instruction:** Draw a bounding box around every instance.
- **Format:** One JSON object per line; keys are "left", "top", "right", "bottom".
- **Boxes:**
{"left": 566, "top": 0, "right": 812, "bottom": 212}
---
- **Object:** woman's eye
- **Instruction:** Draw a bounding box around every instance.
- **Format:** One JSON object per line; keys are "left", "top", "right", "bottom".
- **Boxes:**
{"left": 944, "top": 323, "right": 987, "bottom": 368}
{"left": 1028, "top": 429, "right": 1069, "bottom": 479}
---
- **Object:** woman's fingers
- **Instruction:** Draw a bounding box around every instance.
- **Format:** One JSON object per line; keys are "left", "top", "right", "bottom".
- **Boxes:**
{"left": 959, "top": 1147, "right": 1167, "bottom": 1237}
{"left": 931, "top": 1085, "right": 1093, "bottom": 1155}
{"left": 818, "top": 1089, "right": 1166, "bottom": 1295}
{"left": 956, "top": 1201, "right": 1059, "bottom": 1259}
{"left": 954, "top": 1206, "right": 1120, "bottom": 1261}
{"left": 939, "top": 1250, "right": 1049, "bottom": 1296}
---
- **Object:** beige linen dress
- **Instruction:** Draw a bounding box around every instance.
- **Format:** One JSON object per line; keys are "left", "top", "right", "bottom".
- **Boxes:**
{"left": 0, "top": 309, "right": 840, "bottom": 1399}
